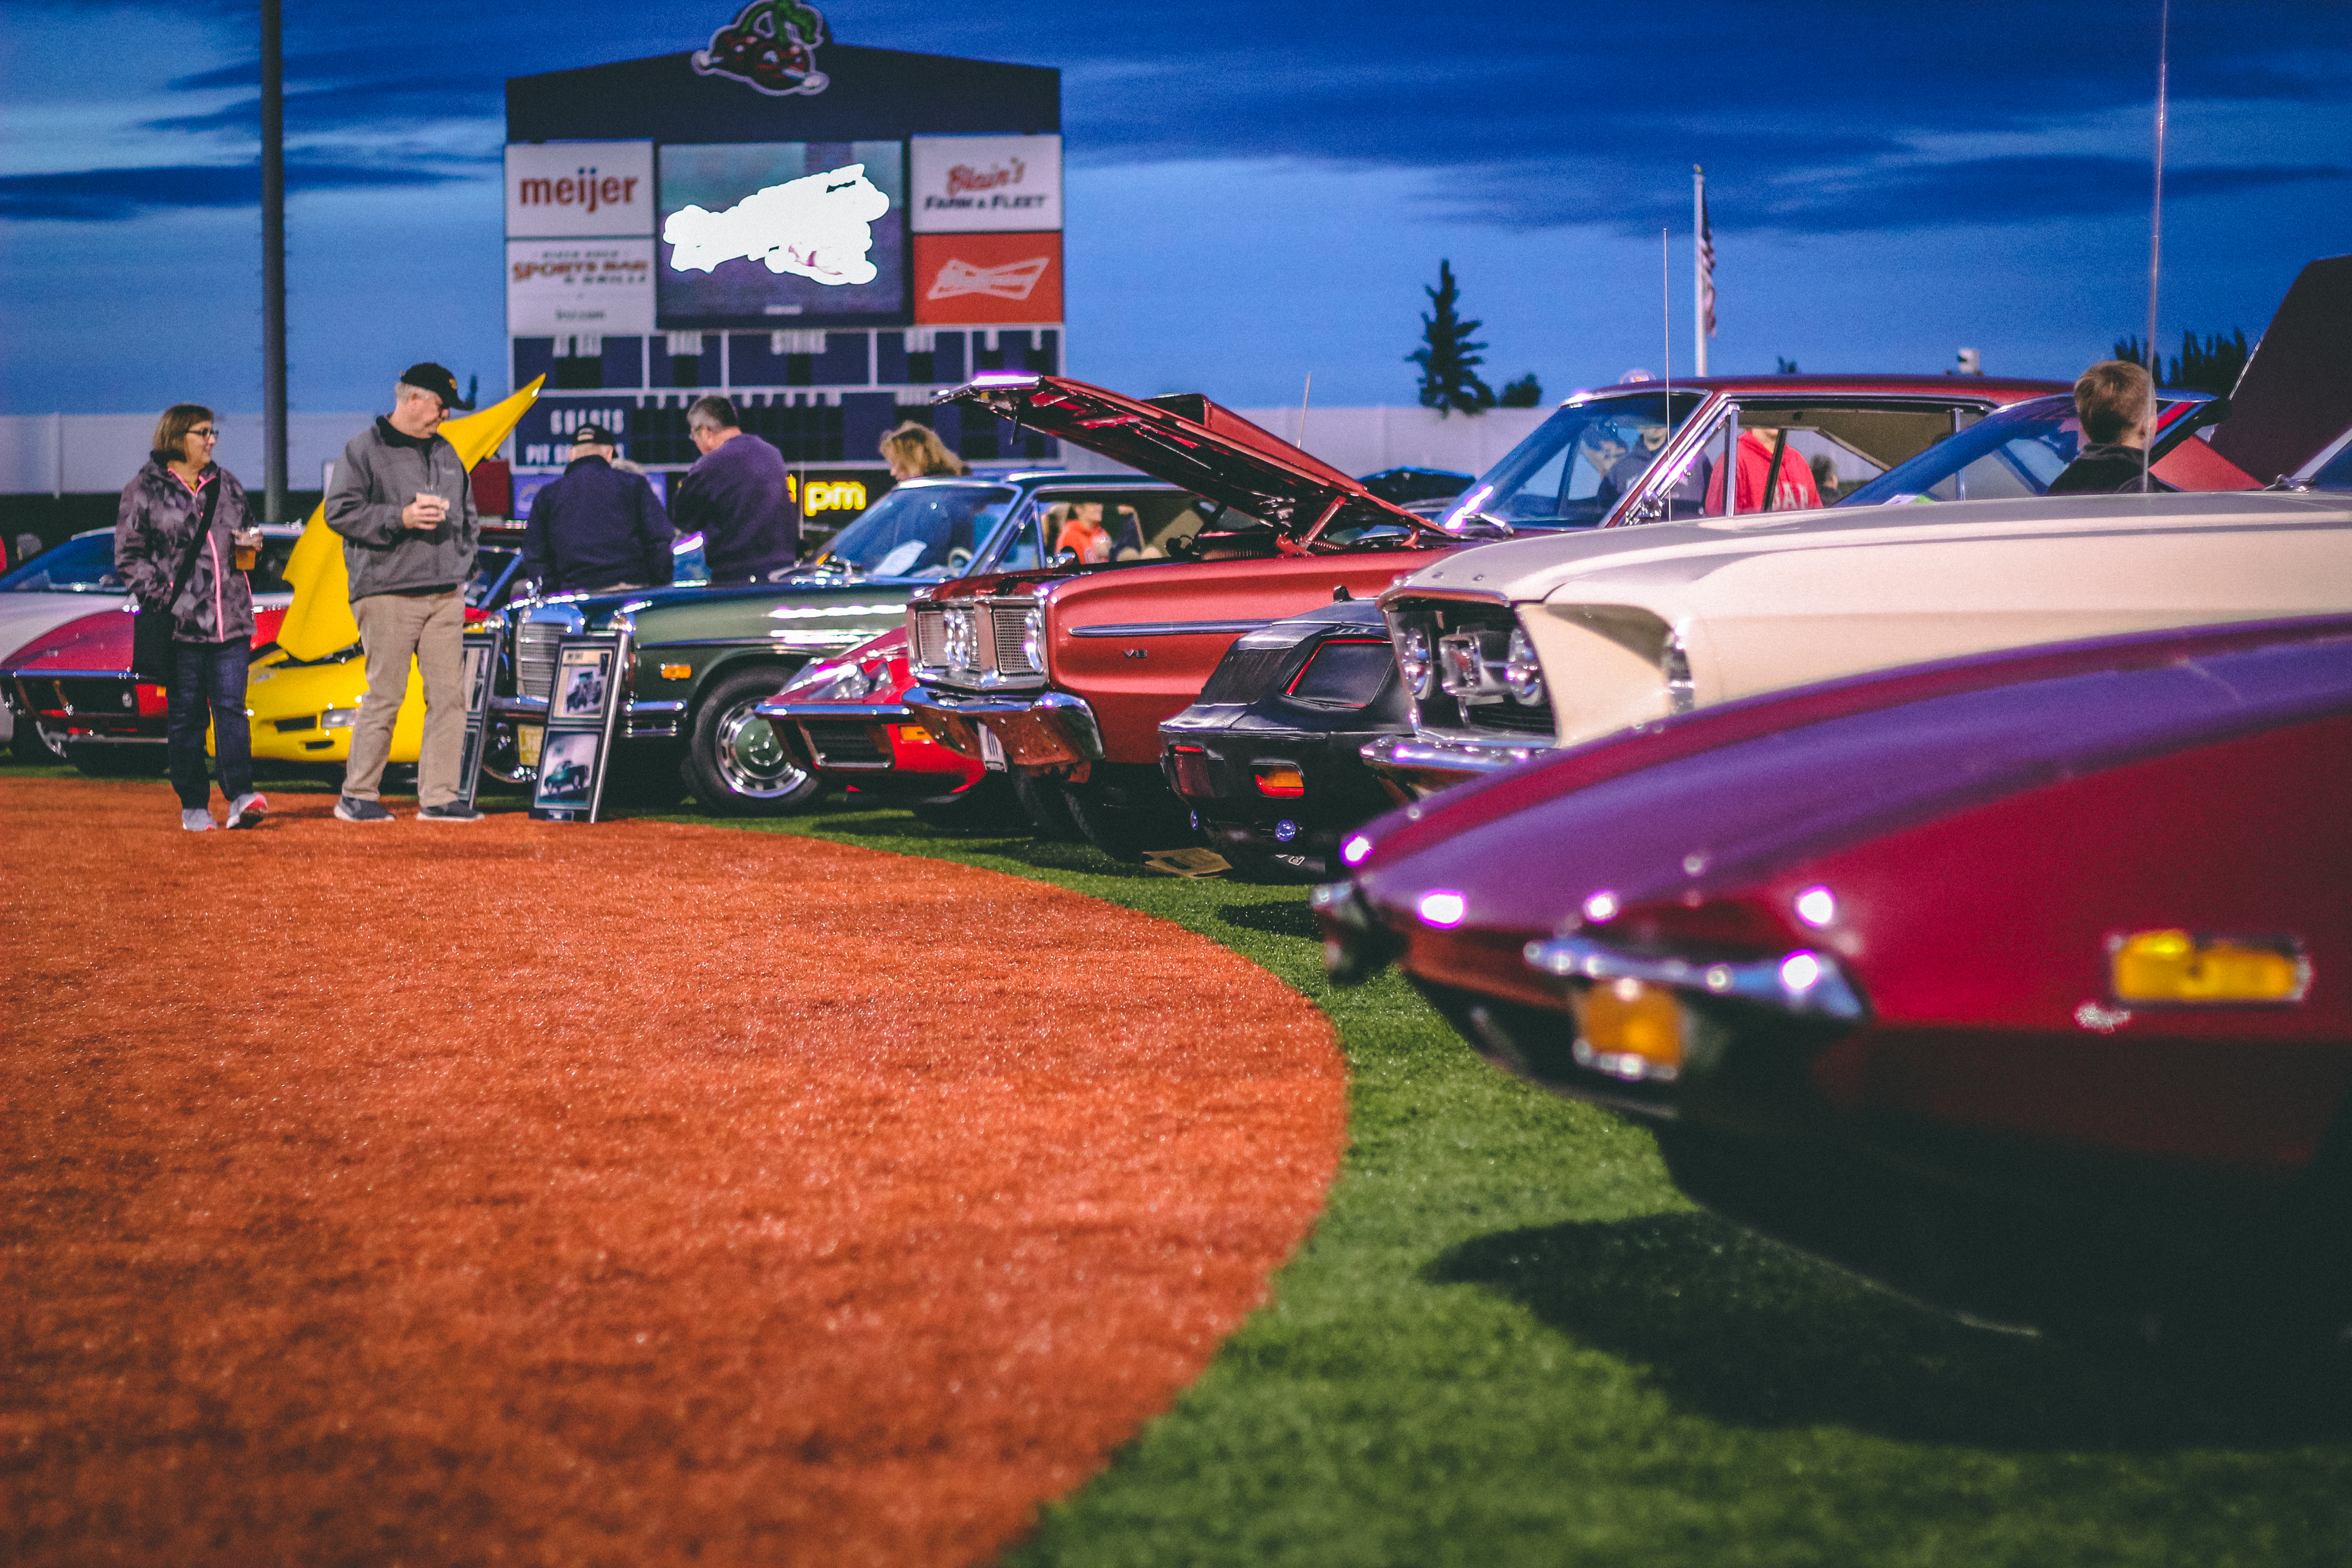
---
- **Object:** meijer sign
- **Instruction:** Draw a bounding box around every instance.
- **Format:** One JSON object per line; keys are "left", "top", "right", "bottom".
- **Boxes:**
{"left": 506, "top": 142, "right": 656, "bottom": 238}
{"left": 908, "top": 135, "right": 1061, "bottom": 234}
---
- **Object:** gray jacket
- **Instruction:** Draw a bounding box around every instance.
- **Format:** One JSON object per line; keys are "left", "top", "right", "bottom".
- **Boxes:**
{"left": 325, "top": 416, "right": 479, "bottom": 602}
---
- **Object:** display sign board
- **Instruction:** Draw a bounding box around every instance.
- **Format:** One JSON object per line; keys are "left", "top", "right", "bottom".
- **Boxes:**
{"left": 907, "top": 135, "right": 1062, "bottom": 232}
{"left": 505, "top": 141, "right": 657, "bottom": 238}
{"left": 506, "top": 240, "right": 656, "bottom": 335}
{"left": 912, "top": 232, "right": 1062, "bottom": 325}
{"left": 513, "top": 398, "right": 642, "bottom": 468}
{"left": 657, "top": 140, "right": 907, "bottom": 328}
{"left": 456, "top": 630, "right": 500, "bottom": 812}
{"left": 529, "top": 632, "right": 631, "bottom": 822}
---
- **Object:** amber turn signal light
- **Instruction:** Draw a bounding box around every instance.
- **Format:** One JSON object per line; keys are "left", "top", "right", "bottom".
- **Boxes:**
{"left": 897, "top": 725, "right": 932, "bottom": 744}
{"left": 1254, "top": 766, "right": 1307, "bottom": 798}
{"left": 1571, "top": 976, "right": 1684, "bottom": 1081}
{"left": 658, "top": 663, "right": 692, "bottom": 680}
{"left": 2109, "top": 929, "right": 2308, "bottom": 1004}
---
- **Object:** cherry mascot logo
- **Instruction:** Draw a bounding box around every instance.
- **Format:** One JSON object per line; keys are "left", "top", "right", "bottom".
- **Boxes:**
{"left": 692, "top": 0, "right": 830, "bottom": 97}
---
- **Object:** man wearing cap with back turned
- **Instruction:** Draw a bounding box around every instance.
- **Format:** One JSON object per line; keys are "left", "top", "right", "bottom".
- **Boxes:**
{"left": 324, "top": 362, "right": 483, "bottom": 823}
{"left": 519, "top": 424, "right": 675, "bottom": 594}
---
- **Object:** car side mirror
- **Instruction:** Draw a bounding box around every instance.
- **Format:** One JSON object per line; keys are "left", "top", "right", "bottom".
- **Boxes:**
{"left": 1447, "top": 511, "right": 1515, "bottom": 541}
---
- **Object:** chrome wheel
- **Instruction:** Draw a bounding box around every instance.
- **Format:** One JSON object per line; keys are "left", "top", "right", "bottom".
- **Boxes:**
{"left": 714, "top": 699, "right": 808, "bottom": 799}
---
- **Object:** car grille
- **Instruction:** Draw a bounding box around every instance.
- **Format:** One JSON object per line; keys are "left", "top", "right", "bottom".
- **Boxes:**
{"left": 910, "top": 603, "right": 947, "bottom": 668}
{"left": 991, "top": 605, "right": 1035, "bottom": 675}
{"left": 1386, "top": 597, "right": 1555, "bottom": 740}
{"left": 60, "top": 679, "right": 135, "bottom": 713}
{"left": 910, "top": 596, "right": 1044, "bottom": 689}
{"left": 801, "top": 720, "right": 889, "bottom": 769}
{"left": 517, "top": 620, "right": 566, "bottom": 703}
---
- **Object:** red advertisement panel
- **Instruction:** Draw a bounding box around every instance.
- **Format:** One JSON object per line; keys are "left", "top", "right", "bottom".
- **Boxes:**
{"left": 911, "top": 232, "right": 1063, "bottom": 325}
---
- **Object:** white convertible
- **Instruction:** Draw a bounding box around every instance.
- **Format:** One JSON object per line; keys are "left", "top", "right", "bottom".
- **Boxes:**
{"left": 1370, "top": 483, "right": 2352, "bottom": 791}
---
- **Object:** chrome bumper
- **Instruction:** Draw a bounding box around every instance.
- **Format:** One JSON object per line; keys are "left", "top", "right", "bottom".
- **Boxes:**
{"left": 1358, "top": 730, "right": 1549, "bottom": 795}
{"left": 904, "top": 685, "right": 1104, "bottom": 767}
{"left": 756, "top": 699, "right": 911, "bottom": 723}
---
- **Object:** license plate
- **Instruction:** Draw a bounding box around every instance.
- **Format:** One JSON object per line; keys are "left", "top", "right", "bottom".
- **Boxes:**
{"left": 517, "top": 724, "right": 543, "bottom": 769}
{"left": 978, "top": 725, "right": 1006, "bottom": 772}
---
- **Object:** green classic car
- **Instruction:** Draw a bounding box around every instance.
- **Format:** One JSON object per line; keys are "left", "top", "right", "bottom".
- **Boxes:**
{"left": 485, "top": 470, "right": 1198, "bottom": 812}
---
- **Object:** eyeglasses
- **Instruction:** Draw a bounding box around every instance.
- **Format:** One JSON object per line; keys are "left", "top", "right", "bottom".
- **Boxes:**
{"left": 186, "top": 427, "right": 219, "bottom": 440}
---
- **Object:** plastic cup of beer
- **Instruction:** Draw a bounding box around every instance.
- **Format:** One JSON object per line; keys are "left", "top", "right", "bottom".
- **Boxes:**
{"left": 234, "top": 528, "right": 262, "bottom": 572}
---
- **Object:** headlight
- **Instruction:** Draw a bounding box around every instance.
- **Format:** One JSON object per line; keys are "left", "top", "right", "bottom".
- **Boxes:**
{"left": 944, "top": 607, "right": 977, "bottom": 670}
{"left": 1021, "top": 606, "right": 1045, "bottom": 673}
{"left": 1504, "top": 627, "right": 1544, "bottom": 706}
{"left": 1398, "top": 626, "right": 1434, "bottom": 699}
{"left": 1661, "top": 627, "right": 1695, "bottom": 715}
{"left": 322, "top": 707, "right": 358, "bottom": 730}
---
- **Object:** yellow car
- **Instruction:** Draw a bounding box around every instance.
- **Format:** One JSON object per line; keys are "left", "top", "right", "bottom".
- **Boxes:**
{"left": 244, "top": 546, "right": 524, "bottom": 765}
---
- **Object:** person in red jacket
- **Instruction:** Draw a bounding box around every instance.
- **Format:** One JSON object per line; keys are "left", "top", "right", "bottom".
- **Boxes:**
{"left": 1705, "top": 424, "right": 1824, "bottom": 514}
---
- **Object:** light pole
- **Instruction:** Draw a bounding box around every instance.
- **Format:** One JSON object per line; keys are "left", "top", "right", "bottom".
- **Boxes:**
{"left": 261, "top": 0, "right": 287, "bottom": 522}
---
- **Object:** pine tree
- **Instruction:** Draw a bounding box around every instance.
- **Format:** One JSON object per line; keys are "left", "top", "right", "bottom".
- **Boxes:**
{"left": 1408, "top": 260, "right": 1494, "bottom": 416}
{"left": 2111, "top": 328, "right": 2248, "bottom": 396}
{"left": 1498, "top": 373, "right": 1543, "bottom": 407}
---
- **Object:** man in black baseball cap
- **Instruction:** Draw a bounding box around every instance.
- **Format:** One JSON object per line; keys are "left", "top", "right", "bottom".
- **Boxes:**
{"left": 398, "top": 361, "right": 476, "bottom": 412}
{"left": 519, "top": 420, "right": 675, "bottom": 597}
{"left": 321, "top": 362, "right": 485, "bottom": 823}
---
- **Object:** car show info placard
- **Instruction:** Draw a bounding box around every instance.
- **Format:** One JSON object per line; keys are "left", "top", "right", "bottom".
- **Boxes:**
{"left": 455, "top": 630, "right": 500, "bottom": 813}
{"left": 530, "top": 632, "right": 630, "bottom": 823}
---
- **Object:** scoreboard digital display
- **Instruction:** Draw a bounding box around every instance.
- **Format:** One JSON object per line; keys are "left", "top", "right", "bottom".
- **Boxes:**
{"left": 656, "top": 140, "right": 907, "bottom": 328}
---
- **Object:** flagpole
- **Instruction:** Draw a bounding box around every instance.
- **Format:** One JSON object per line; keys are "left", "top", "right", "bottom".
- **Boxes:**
{"left": 2144, "top": 0, "right": 2169, "bottom": 494}
{"left": 1692, "top": 166, "right": 1709, "bottom": 377}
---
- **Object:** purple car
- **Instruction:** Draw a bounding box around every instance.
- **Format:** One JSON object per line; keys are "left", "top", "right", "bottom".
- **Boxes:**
{"left": 1313, "top": 616, "right": 2352, "bottom": 1345}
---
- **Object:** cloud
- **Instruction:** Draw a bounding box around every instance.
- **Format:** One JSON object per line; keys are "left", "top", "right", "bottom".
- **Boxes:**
{"left": 0, "top": 161, "right": 474, "bottom": 221}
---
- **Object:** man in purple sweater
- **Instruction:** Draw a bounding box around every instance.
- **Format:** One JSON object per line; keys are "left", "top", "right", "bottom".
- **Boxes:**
{"left": 672, "top": 395, "right": 799, "bottom": 582}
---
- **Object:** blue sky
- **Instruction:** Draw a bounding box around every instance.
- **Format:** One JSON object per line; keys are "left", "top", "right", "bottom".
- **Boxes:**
{"left": 3, "top": 0, "right": 2347, "bottom": 414}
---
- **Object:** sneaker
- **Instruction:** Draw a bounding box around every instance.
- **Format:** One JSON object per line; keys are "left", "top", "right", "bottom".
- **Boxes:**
{"left": 226, "top": 792, "right": 270, "bottom": 830}
{"left": 334, "top": 795, "right": 396, "bottom": 823}
{"left": 416, "top": 801, "right": 484, "bottom": 823}
{"left": 180, "top": 808, "right": 216, "bottom": 833}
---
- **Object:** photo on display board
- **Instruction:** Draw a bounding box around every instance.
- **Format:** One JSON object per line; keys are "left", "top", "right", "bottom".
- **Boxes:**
{"left": 657, "top": 141, "right": 907, "bottom": 327}
{"left": 536, "top": 732, "right": 601, "bottom": 808}
{"left": 463, "top": 641, "right": 495, "bottom": 711}
{"left": 556, "top": 647, "right": 612, "bottom": 719}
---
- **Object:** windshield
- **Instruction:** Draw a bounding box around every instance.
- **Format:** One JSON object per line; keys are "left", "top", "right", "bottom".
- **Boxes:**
{"left": 1841, "top": 393, "right": 2201, "bottom": 505}
{"left": 813, "top": 484, "right": 1015, "bottom": 578}
{"left": 1, "top": 534, "right": 123, "bottom": 593}
{"left": 1445, "top": 391, "right": 1707, "bottom": 529}
{"left": 2305, "top": 434, "right": 2352, "bottom": 492}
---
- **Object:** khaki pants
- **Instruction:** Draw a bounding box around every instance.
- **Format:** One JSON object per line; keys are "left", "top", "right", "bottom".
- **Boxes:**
{"left": 347, "top": 588, "right": 466, "bottom": 806}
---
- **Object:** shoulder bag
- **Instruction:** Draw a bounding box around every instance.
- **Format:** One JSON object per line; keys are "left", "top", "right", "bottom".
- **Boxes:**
{"left": 130, "top": 476, "right": 220, "bottom": 685}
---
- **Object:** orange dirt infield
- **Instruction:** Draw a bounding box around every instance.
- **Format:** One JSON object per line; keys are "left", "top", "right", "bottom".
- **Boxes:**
{"left": 0, "top": 780, "right": 1348, "bottom": 1567}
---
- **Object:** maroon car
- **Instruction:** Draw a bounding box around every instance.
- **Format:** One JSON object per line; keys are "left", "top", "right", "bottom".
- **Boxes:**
{"left": 1314, "top": 616, "right": 2352, "bottom": 1345}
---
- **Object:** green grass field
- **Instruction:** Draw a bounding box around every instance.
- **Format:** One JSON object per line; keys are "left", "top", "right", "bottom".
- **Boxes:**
{"left": 15, "top": 755, "right": 2351, "bottom": 1564}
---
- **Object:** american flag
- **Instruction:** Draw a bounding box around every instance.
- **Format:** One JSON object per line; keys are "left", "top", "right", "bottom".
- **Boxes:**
{"left": 1695, "top": 167, "right": 1717, "bottom": 340}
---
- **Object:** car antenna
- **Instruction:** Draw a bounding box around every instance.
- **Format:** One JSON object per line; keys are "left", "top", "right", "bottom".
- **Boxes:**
{"left": 1298, "top": 371, "right": 1313, "bottom": 450}
{"left": 2143, "top": 0, "right": 2171, "bottom": 496}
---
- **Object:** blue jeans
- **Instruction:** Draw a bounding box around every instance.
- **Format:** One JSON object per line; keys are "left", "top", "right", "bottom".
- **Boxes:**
{"left": 167, "top": 639, "right": 254, "bottom": 810}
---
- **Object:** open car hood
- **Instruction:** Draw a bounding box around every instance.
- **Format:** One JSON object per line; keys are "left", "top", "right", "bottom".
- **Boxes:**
{"left": 937, "top": 373, "right": 1438, "bottom": 546}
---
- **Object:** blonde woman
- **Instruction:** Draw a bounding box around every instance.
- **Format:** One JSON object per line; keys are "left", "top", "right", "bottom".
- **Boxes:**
{"left": 879, "top": 421, "right": 967, "bottom": 480}
{"left": 115, "top": 404, "right": 266, "bottom": 831}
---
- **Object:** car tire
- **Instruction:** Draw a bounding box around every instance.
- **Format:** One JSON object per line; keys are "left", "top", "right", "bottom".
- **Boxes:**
{"left": 908, "top": 774, "right": 1025, "bottom": 833}
{"left": 1011, "top": 769, "right": 1084, "bottom": 841}
{"left": 683, "top": 667, "right": 825, "bottom": 816}
{"left": 1062, "top": 778, "right": 1195, "bottom": 862}
{"left": 14, "top": 715, "right": 69, "bottom": 764}
{"left": 69, "top": 742, "right": 166, "bottom": 777}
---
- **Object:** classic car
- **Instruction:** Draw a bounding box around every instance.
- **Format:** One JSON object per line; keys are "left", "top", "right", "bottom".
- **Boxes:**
{"left": 1176, "top": 387, "right": 2249, "bottom": 825}
{"left": 1370, "top": 482, "right": 2352, "bottom": 796}
{"left": 1311, "top": 615, "right": 2352, "bottom": 1343}
{"left": 2, "top": 524, "right": 303, "bottom": 770}
{"left": 907, "top": 373, "right": 2070, "bottom": 858}
{"left": 1, "top": 530, "right": 170, "bottom": 758}
{"left": 488, "top": 468, "right": 1204, "bottom": 813}
{"left": 902, "top": 375, "right": 1470, "bottom": 857}
{"left": 755, "top": 627, "right": 1039, "bottom": 831}
{"left": 1157, "top": 595, "right": 1407, "bottom": 877}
